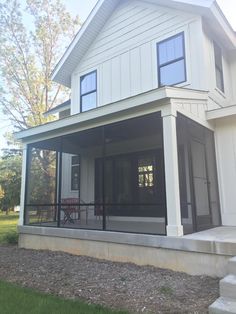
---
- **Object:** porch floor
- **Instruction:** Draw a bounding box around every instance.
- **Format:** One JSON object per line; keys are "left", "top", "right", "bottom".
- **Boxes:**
{"left": 184, "top": 227, "right": 236, "bottom": 243}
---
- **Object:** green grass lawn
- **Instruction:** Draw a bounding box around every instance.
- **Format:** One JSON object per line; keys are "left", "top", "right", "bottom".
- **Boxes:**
{"left": 0, "top": 281, "right": 128, "bottom": 314}
{"left": 0, "top": 212, "right": 19, "bottom": 244}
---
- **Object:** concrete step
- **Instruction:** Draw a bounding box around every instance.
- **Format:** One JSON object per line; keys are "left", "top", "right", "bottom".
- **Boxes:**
{"left": 220, "top": 275, "right": 236, "bottom": 299}
{"left": 229, "top": 257, "right": 236, "bottom": 275}
{"left": 209, "top": 297, "right": 236, "bottom": 314}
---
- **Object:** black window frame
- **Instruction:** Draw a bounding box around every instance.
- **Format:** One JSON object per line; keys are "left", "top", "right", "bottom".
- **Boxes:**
{"left": 213, "top": 42, "right": 224, "bottom": 93}
{"left": 80, "top": 70, "right": 97, "bottom": 113}
{"left": 71, "top": 155, "right": 80, "bottom": 192}
{"left": 157, "top": 32, "right": 187, "bottom": 87}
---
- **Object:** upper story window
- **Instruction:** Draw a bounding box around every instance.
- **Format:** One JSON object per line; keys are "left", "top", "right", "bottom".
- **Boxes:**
{"left": 71, "top": 155, "right": 80, "bottom": 191}
{"left": 157, "top": 32, "right": 186, "bottom": 87}
{"left": 213, "top": 42, "right": 224, "bottom": 93}
{"left": 80, "top": 70, "right": 97, "bottom": 112}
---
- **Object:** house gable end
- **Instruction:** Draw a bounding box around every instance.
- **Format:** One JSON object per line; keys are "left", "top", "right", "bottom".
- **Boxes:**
{"left": 75, "top": 0, "right": 198, "bottom": 74}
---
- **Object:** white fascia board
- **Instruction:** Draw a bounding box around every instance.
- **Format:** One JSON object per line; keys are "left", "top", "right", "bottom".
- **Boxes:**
{"left": 15, "top": 87, "right": 208, "bottom": 142}
{"left": 51, "top": 0, "right": 104, "bottom": 82}
{"left": 207, "top": 2, "right": 236, "bottom": 49}
{"left": 207, "top": 105, "right": 236, "bottom": 120}
{"left": 172, "top": 0, "right": 213, "bottom": 7}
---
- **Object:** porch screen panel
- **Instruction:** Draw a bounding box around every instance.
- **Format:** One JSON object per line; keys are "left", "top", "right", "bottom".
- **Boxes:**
{"left": 177, "top": 115, "right": 194, "bottom": 234}
{"left": 95, "top": 113, "right": 167, "bottom": 235}
{"left": 25, "top": 147, "right": 58, "bottom": 226}
{"left": 177, "top": 114, "right": 221, "bottom": 234}
{"left": 59, "top": 128, "right": 104, "bottom": 231}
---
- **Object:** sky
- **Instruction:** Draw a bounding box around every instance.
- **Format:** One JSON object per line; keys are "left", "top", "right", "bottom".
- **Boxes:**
{"left": 0, "top": 0, "right": 236, "bottom": 151}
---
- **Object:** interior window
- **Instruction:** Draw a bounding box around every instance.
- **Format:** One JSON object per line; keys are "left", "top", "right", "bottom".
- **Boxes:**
{"left": 214, "top": 42, "right": 224, "bottom": 92}
{"left": 138, "top": 158, "right": 154, "bottom": 188}
{"left": 71, "top": 155, "right": 80, "bottom": 191}
{"left": 80, "top": 71, "right": 97, "bottom": 112}
{"left": 157, "top": 32, "right": 186, "bottom": 86}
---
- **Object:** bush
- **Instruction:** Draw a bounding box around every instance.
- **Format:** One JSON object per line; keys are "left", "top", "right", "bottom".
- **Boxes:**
{"left": 2, "top": 231, "right": 18, "bottom": 245}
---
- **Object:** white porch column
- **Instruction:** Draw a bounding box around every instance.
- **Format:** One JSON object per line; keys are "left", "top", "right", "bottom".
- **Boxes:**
{"left": 19, "top": 144, "right": 28, "bottom": 226}
{"left": 162, "top": 108, "right": 183, "bottom": 237}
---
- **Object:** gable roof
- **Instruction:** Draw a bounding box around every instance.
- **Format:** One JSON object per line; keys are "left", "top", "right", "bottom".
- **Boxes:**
{"left": 43, "top": 100, "right": 71, "bottom": 117}
{"left": 52, "top": 0, "right": 236, "bottom": 88}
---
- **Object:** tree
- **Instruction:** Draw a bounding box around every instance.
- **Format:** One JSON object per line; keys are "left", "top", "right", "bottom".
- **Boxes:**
{"left": 0, "top": 150, "right": 22, "bottom": 212}
{"left": 0, "top": 185, "right": 5, "bottom": 201}
{"left": 0, "top": 0, "right": 80, "bottom": 132}
{"left": 0, "top": 0, "right": 81, "bottom": 211}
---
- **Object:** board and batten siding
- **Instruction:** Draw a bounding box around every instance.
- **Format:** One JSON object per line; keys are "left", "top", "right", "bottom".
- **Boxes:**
{"left": 215, "top": 117, "right": 236, "bottom": 226}
{"left": 230, "top": 51, "right": 236, "bottom": 103}
{"left": 71, "top": 0, "right": 204, "bottom": 115}
{"left": 202, "top": 27, "right": 236, "bottom": 108}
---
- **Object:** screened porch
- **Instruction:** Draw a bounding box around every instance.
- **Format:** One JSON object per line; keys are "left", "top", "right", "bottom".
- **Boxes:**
{"left": 23, "top": 112, "right": 221, "bottom": 236}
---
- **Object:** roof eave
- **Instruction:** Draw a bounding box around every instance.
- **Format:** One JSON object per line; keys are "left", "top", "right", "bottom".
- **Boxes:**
{"left": 15, "top": 86, "right": 208, "bottom": 142}
{"left": 204, "top": 2, "right": 236, "bottom": 50}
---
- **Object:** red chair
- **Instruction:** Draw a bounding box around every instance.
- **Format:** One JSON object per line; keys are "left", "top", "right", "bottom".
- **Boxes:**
{"left": 61, "top": 198, "right": 79, "bottom": 224}
{"left": 61, "top": 198, "right": 88, "bottom": 225}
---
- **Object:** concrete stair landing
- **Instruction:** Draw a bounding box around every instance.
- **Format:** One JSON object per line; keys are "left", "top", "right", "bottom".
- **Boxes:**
{"left": 209, "top": 257, "right": 236, "bottom": 313}
{"left": 229, "top": 257, "right": 236, "bottom": 275}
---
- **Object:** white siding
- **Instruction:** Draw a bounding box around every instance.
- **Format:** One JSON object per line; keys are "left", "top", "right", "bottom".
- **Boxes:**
{"left": 215, "top": 117, "right": 236, "bottom": 226}
{"left": 202, "top": 26, "right": 235, "bottom": 108}
{"left": 230, "top": 52, "right": 236, "bottom": 104}
{"left": 61, "top": 154, "right": 79, "bottom": 199}
{"left": 71, "top": 0, "right": 202, "bottom": 114}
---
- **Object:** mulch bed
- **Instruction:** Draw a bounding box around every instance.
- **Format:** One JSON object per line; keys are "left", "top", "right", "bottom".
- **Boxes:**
{"left": 0, "top": 245, "right": 219, "bottom": 313}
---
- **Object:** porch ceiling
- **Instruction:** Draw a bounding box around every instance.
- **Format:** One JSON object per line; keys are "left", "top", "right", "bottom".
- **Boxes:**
{"left": 29, "top": 112, "right": 162, "bottom": 153}
{"left": 15, "top": 86, "right": 208, "bottom": 144}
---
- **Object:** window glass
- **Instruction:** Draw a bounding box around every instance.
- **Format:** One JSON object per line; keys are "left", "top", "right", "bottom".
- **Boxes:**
{"left": 158, "top": 34, "right": 184, "bottom": 65}
{"left": 214, "top": 43, "right": 224, "bottom": 92}
{"left": 81, "top": 92, "right": 97, "bottom": 112}
{"left": 80, "top": 71, "right": 97, "bottom": 112}
{"left": 71, "top": 155, "right": 80, "bottom": 191}
{"left": 138, "top": 158, "right": 154, "bottom": 188}
{"left": 160, "top": 60, "right": 186, "bottom": 86}
{"left": 81, "top": 72, "right": 96, "bottom": 94}
{"left": 72, "top": 156, "right": 80, "bottom": 165}
{"left": 157, "top": 33, "right": 186, "bottom": 86}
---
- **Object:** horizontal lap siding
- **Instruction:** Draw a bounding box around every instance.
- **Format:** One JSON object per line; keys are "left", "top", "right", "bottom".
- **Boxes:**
{"left": 71, "top": 0, "right": 198, "bottom": 113}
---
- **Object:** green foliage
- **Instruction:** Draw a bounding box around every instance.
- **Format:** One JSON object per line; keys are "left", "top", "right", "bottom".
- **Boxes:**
{"left": 159, "top": 286, "right": 174, "bottom": 295}
{"left": 0, "top": 212, "right": 19, "bottom": 244}
{"left": 2, "top": 230, "right": 18, "bottom": 244}
{"left": 28, "top": 148, "right": 56, "bottom": 204}
{"left": 0, "top": 150, "right": 22, "bottom": 211}
{"left": 0, "top": 281, "right": 129, "bottom": 314}
{"left": 0, "top": 0, "right": 81, "bottom": 132}
{"left": 0, "top": 185, "right": 4, "bottom": 200}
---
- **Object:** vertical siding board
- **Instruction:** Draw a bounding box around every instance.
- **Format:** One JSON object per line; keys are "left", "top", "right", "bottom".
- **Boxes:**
{"left": 140, "top": 42, "right": 153, "bottom": 92}
{"left": 101, "top": 60, "right": 112, "bottom": 105}
{"left": 111, "top": 56, "right": 121, "bottom": 102}
{"left": 130, "top": 47, "right": 141, "bottom": 96}
{"left": 120, "top": 52, "right": 131, "bottom": 99}
{"left": 71, "top": 74, "right": 80, "bottom": 115}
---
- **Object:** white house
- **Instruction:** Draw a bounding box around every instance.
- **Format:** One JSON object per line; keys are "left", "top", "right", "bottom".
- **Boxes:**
{"left": 16, "top": 0, "right": 236, "bottom": 279}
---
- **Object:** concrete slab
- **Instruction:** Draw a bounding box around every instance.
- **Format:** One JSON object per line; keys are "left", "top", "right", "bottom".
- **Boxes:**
{"left": 209, "top": 297, "right": 236, "bottom": 314}
{"left": 18, "top": 226, "right": 236, "bottom": 256}
{"left": 184, "top": 227, "right": 236, "bottom": 243}
{"left": 220, "top": 275, "right": 236, "bottom": 299}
